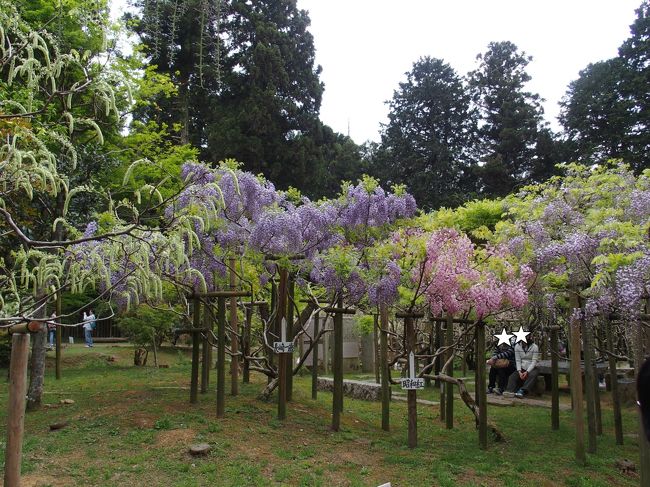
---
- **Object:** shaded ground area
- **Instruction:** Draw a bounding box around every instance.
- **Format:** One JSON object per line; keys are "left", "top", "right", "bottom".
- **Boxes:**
{"left": 0, "top": 344, "right": 642, "bottom": 486}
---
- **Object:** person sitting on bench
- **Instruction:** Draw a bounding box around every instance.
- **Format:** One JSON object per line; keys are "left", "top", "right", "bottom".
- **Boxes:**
{"left": 505, "top": 339, "right": 540, "bottom": 398}
{"left": 487, "top": 339, "right": 515, "bottom": 395}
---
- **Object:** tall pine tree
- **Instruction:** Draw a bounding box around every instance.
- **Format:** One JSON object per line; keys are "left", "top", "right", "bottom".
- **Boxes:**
{"left": 373, "top": 57, "right": 478, "bottom": 209}
{"left": 468, "top": 41, "right": 548, "bottom": 197}
{"left": 129, "top": 0, "right": 362, "bottom": 197}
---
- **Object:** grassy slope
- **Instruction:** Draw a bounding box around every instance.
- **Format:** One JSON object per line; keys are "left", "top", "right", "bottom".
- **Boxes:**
{"left": 0, "top": 344, "right": 640, "bottom": 486}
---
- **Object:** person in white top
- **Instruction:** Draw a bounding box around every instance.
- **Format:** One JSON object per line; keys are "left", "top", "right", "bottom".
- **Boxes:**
{"left": 82, "top": 310, "right": 95, "bottom": 347}
{"left": 505, "top": 340, "right": 540, "bottom": 398}
{"left": 47, "top": 312, "right": 57, "bottom": 350}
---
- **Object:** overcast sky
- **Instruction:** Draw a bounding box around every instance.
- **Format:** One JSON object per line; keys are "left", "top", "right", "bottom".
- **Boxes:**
{"left": 111, "top": 1, "right": 642, "bottom": 144}
{"left": 297, "top": 0, "right": 641, "bottom": 143}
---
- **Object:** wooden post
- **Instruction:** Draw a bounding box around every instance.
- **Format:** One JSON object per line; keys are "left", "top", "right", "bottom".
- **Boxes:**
{"left": 380, "top": 303, "right": 390, "bottom": 432}
{"left": 477, "top": 321, "right": 487, "bottom": 450}
{"left": 605, "top": 317, "right": 623, "bottom": 444}
{"left": 55, "top": 292, "right": 62, "bottom": 380}
{"left": 277, "top": 267, "right": 288, "bottom": 421}
{"left": 373, "top": 314, "right": 380, "bottom": 384}
{"left": 550, "top": 326, "right": 560, "bottom": 430}
{"left": 445, "top": 314, "right": 454, "bottom": 429}
{"left": 332, "top": 297, "right": 344, "bottom": 431}
{"left": 190, "top": 297, "right": 201, "bottom": 404}
{"left": 323, "top": 324, "right": 330, "bottom": 375}
{"left": 243, "top": 305, "right": 252, "bottom": 384}
{"left": 569, "top": 290, "right": 586, "bottom": 465}
{"left": 286, "top": 277, "right": 295, "bottom": 402}
{"left": 4, "top": 332, "right": 30, "bottom": 487}
{"left": 201, "top": 301, "right": 211, "bottom": 393}
{"left": 424, "top": 315, "right": 434, "bottom": 388}
{"left": 269, "top": 280, "right": 277, "bottom": 384}
{"left": 312, "top": 312, "right": 319, "bottom": 400}
{"left": 434, "top": 320, "right": 442, "bottom": 388}
{"left": 593, "top": 353, "right": 603, "bottom": 437}
{"left": 198, "top": 302, "right": 207, "bottom": 394}
{"left": 582, "top": 318, "right": 597, "bottom": 453}
{"left": 439, "top": 320, "right": 446, "bottom": 423}
{"left": 229, "top": 258, "right": 239, "bottom": 396}
{"left": 474, "top": 326, "right": 479, "bottom": 404}
{"left": 402, "top": 313, "right": 418, "bottom": 449}
{"left": 461, "top": 325, "right": 468, "bottom": 377}
{"left": 216, "top": 296, "right": 226, "bottom": 417}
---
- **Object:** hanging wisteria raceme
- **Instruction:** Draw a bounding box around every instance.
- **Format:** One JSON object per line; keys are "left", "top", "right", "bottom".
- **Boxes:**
{"left": 170, "top": 164, "right": 419, "bottom": 301}
{"left": 304, "top": 178, "right": 417, "bottom": 303}
{"left": 65, "top": 222, "right": 174, "bottom": 310}
{"left": 422, "top": 229, "right": 532, "bottom": 319}
{"left": 497, "top": 161, "right": 650, "bottom": 321}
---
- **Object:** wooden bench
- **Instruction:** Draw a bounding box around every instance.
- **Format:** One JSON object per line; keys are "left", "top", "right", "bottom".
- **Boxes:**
{"left": 536, "top": 359, "right": 608, "bottom": 391}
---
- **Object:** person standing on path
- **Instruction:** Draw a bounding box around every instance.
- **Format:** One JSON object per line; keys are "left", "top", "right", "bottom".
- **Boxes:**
{"left": 47, "top": 312, "right": 57, "bottom": 350}
{"left": 82, "top": 309, "right": 95, "bottom": 347}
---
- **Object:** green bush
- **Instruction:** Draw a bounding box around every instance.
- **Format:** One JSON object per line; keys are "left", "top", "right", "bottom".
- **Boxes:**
{"left": 116, "top": 305, "right": 180, "bottom": 348}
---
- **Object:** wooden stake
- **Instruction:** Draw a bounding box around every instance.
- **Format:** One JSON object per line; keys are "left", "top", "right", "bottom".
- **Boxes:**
{"left": 605, "top": 317, "right": 623, "bottom": 444}
{"left": 332, "top": 297, "right": 344, "bottom": 431}
{"left": 583, "top": 317, "right": 597, "bottom": 453}
{"left": 4, "top": 332, "right": 30, "bottom": 487}
{"left": 550, "top": 326, "right": 560, "bottom": 430}
{"left": 569, "top": 290, "right": 586, "bottom": 465}
{"left": 243, "top": 305, "right": 252, "bottom": 384}
{"left": 593, "top": 350, "right": 603, "bottom": 437}
{"left": 445, "top": 314, "right": 454, "bottom": 429}
{"left": 404, "top": 314, "right": 417, "bottom": 448}
{"left": 380, "top": 303, "right": 390, "bottom": 432}
{"left": 286, "top": 277, "right": 295, "bottom": 402}
{"left": 277, "top": 267, "right": 288, "bottom": 420}
{"left": 229, "top": 258, "right": 239, "bottom": 396}
{"left": 201, "top": 301, "right": 211, "bottom": 393}
{"left": 373, "top": 313, "right": 380, "bottom": 384}
{"left": 217, "top": 296, "right": 226, "bottom": 417}
{"left": 312, "top": 312, "right": 319, "bottom": 400}
{"left": 269, "top": 280, "right": 277, "bottom": 384}
{"left": 55, "top": 292, "right": 62, "bottom": 380}
{"left": 439, "top": 320, "right": 446, "bottom": 423}
{"left": 461, "top": 325, "right": 467, "bottom": 377}
{"left": 190, "top": 297, "right": 200, "bottom": 404}
{"left": 477, "top": 321, "right": 487, "bottom": 449}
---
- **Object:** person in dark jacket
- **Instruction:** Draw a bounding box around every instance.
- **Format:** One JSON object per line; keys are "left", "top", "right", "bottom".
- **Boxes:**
{"left": 487, "top": 341, "right": 516, "bottom": 395}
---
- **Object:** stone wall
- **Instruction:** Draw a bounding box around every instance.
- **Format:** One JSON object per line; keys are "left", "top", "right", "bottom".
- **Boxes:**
{"left": 317, "top": 377, "right": 385, "bottom": 401}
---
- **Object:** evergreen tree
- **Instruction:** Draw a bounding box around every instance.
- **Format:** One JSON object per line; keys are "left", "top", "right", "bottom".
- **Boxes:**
{"left": 559, "top": 59, "right": 632, "bottom": 164}
{"left": 373, "top": 57, "right": 478, "bottom": 210}
{"left": 129, "top": 0, "right": 361, "bottom": 197}
{"left": 560, "top": 1, "right": 649, "bottom": 172}
{"left": 616, "top": 0, "right": 649, "bottom": 171}
{"left": 468, "top": 41, "right": 548, "bottom": 197}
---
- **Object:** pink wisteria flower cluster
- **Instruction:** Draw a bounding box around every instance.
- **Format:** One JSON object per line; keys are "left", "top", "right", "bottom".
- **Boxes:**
{"left": 423, "top": 229, "right": 533, "bottom": 319}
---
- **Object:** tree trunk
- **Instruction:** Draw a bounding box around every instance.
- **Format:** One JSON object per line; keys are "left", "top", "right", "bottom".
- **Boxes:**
{"left": 26, "top": 297, "right": 47, "bottom": 411}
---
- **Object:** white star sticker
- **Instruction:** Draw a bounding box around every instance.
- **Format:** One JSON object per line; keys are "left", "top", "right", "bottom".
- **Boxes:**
{"left": 512, "top": 326, "right": 530, "bottom": 344}
{"left": 494, "top": 328, "right": 513, "bottom": 346}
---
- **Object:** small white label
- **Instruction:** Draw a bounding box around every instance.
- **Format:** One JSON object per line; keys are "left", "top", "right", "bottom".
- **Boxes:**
{"left": 400, "top": 378, "right": 425, "bottom": 390}
{"left": 273, "top": 342, "right": 294, "bottom": 353}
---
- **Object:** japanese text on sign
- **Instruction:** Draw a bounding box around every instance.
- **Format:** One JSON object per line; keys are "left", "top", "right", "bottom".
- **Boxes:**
{"left": 273, "top": 342, "right": 294, "bottom": 353}
{"left": 400, "top": 378, "right": 425, "bottom": 390}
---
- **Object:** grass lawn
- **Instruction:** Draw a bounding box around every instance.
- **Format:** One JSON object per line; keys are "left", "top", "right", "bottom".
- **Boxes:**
{"left": 0, "top": 344, "right": 641, "bottom": 486}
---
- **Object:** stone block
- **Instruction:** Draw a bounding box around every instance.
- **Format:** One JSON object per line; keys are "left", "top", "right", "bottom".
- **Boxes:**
{"left": 317, "top": 377, "right": 384, "bottom": 401}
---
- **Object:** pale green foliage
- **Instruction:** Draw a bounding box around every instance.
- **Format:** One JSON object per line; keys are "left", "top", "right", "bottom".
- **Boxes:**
{"left": 0, "top": 0, "right": 123, "bottom": 210}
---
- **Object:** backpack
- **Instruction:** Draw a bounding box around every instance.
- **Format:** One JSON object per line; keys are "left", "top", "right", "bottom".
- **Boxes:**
{"left": 91, "top": 320, "right": 97, "bottom": 330}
